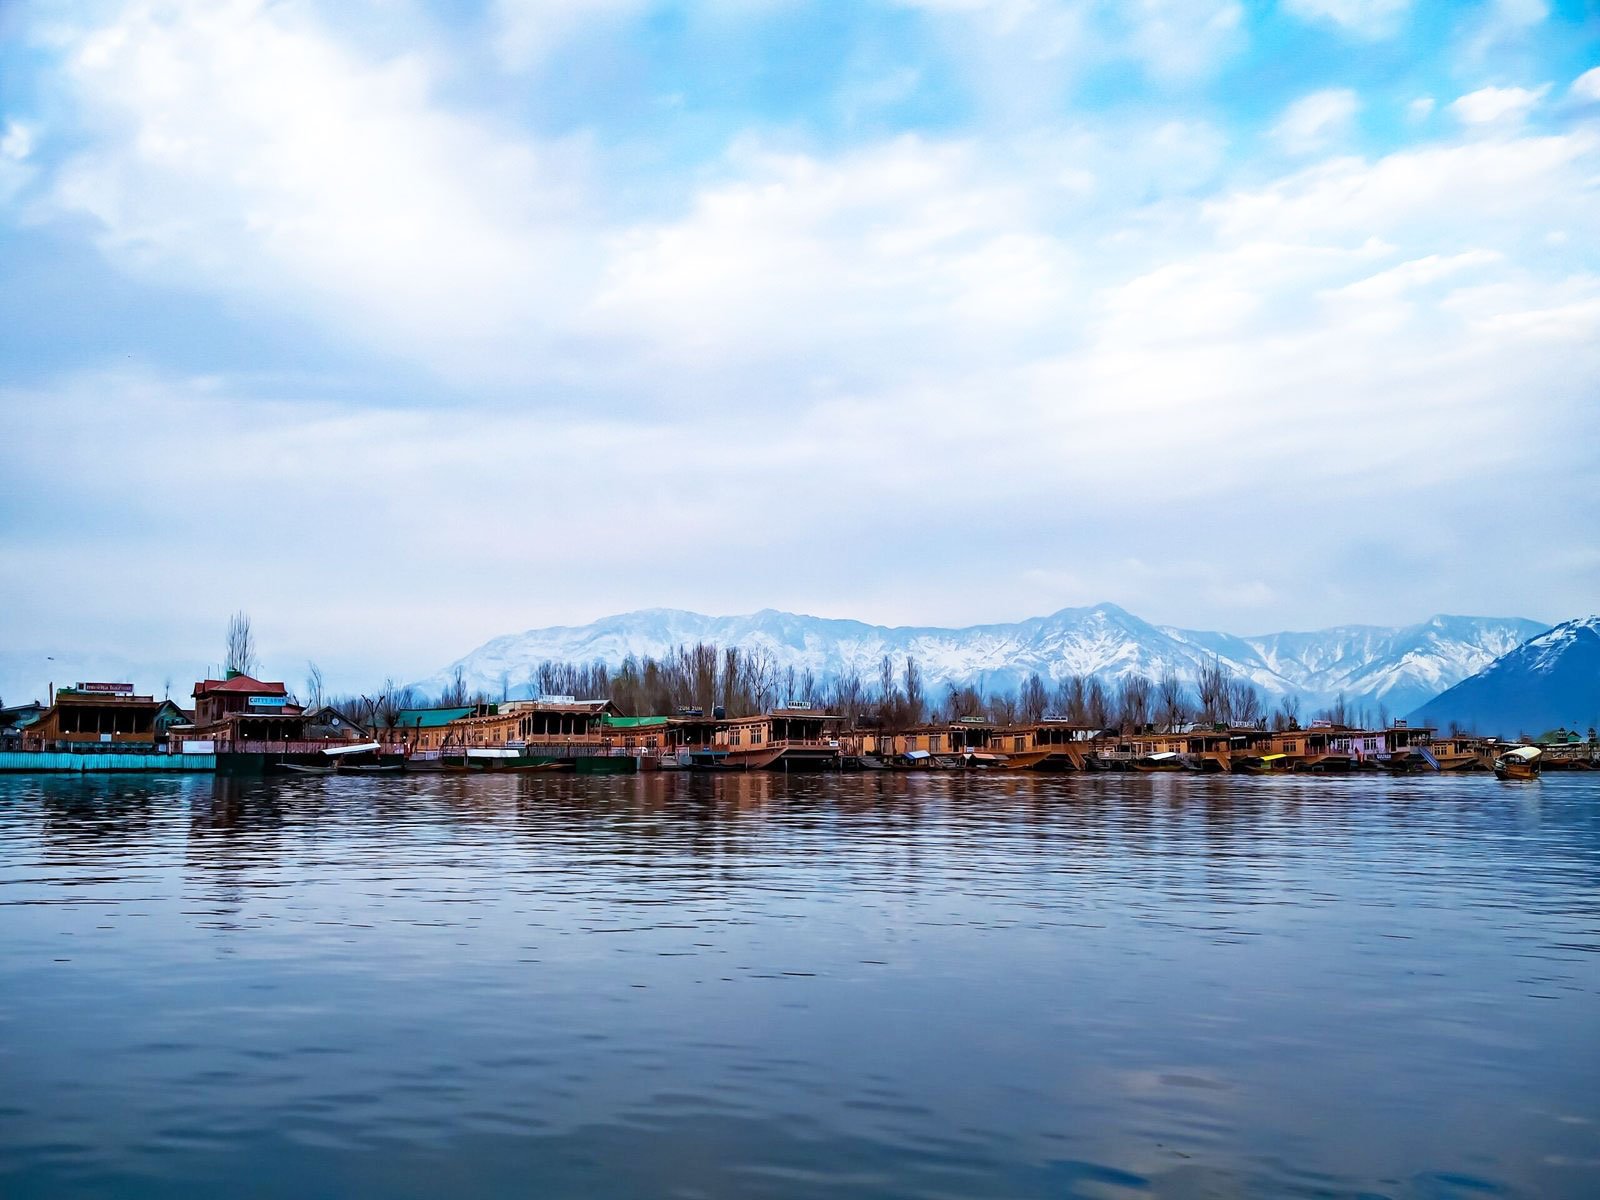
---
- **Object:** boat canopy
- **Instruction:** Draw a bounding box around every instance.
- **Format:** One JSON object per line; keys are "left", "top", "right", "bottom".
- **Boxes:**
{"left": 323, "top": 741, "right": 381, "bottom": 757}
{"left": 1260, "top": 753, "right": 1287, "bottom": 762}
{"left": 903, "top": 750, "right": 932, "bottom": 760}
{"left": 1501, "top": 745, "right": 1542, "bottom": 762}
{"left": 1145, "top": 751, "right": 1180, "bottom": 761}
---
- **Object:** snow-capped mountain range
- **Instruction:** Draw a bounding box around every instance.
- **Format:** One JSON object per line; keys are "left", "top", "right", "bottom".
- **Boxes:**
{"left": 1410, "top": 615, "right": 1600, "bottom": 735}
{"left": 416, "top": 605, "right": 1548, "bottom": 715}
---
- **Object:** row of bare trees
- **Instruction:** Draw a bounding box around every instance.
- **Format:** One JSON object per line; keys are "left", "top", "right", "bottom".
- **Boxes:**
{"left": 385, "top": 640, "right": 1295, "bottom": 735}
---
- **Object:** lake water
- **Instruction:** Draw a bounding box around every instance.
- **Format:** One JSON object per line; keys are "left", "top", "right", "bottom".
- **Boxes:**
{"left": 1, "top": 771, "right": 1597, "bottom": 1199}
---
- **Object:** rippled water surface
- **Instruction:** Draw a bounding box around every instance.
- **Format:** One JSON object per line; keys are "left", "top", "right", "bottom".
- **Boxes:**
{"left": 2, "top": 771, "right": 1598, "bottom": 1199}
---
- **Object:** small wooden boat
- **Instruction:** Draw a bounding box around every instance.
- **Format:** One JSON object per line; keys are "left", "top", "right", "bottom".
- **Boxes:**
{"left": 964, "top": 752, "right": 1010, "bottom": 769}
{"left": 1133, "top": 751, "right": 1185, "bottom": 773}
{"left": 278, "top": 762, "right": 335, "bottom": 775}
{"left": 1493, "top": 745, "right": 1542, "bottom": 781}
{"left": 1234, "top": 753, "right": 1289, "bottom": 775}
{"left": 445, "top": 749, "right": 573, "bottom": 773}
{"left": 683, "top": 749, "right": 739, "bottom": 772}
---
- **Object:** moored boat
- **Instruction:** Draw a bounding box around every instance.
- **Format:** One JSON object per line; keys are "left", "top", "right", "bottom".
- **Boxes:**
{"left": 1133, "top": 751, "right": 1185, "bottom": 772}
{"left": 1233, "top": 752, "right": 1289, "bottom": 775}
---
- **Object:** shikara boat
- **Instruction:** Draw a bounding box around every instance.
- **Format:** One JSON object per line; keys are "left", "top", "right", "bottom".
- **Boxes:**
{"left": 964, "top": 752, "right": 1010, "bottom": 769}
{"left": 277, "top": 742, "right": 399, "bottom": 775}
{"left": 1233, "top": 753, "right": 1289, "bottom": 775}
{"left": 1493, "top": 745, "right": 1542, "bottom": 781}
{"left": 278, "top": 762, "right": 335, "bottom": 775}
{"left": 1133, "top": 751, "right": 1185, "bottom": 773}
{"left": 449, "top": 748, "right": 572, "bottom": 773}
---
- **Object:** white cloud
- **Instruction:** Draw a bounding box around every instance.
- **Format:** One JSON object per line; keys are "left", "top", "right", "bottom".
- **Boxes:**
{"left": 1, "top": 121, "right": 34, "bottom": 160}
{"left": 897, "top": 0, "right": 1242, "bottom": 97}
{"left": 1457, "top": 0, "right": 1550, "bottom": 69}
{"left": 1272, "top": 88, "right": 1360, "bottom": 154}
{"left": 1206, "top": 131, "right": 1595, "bottom": 245}
{"left": 1116, "top": 0, "right": 1244, "bottom": 81}
{"left": 1407, "top": 96, "right": 1435, "bottom": 122}
{"left": 1284, "top": 0, "right": 1410, "bottom": 39}
{"left": 1450, "top": 83, "right": 1551, "bottom": 125}
{"left": 1572, "top": 67, "right": 1600, "bottom": 103}
{"left": 492, "top": 0, "right": 652, "bottom": 69}
{"left": 46, "top": 0, "right": 598, "bottom": 384}
{"left": 0, "top": 120, "right": 36, "bottom": 203}
{"left": 589, "top": 136, "right": 1076, "bottom": 370}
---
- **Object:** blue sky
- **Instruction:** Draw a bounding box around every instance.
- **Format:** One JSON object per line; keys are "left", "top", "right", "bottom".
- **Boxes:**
{"left": 1, "top": 0, "right": 1597, "bottom": 696}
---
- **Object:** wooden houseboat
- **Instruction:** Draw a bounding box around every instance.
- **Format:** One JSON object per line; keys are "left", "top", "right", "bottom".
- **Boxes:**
{"left": 670, "top": 708, "right": 843, "bottom": 770}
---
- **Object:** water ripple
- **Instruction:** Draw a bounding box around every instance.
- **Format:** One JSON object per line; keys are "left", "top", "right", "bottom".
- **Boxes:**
{"left": 1, "top": 771, "right": 1598, "bottom": 1198}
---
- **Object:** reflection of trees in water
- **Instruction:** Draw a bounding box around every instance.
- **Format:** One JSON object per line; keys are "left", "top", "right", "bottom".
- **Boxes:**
{"left": 185, "top": 778, "right": 291, "bottom": 923}
{"left": 187, "top": 777, "right": 288, "bottom": 838}
{"left": 35, "top": 777, "right": 164, "bottom": 859}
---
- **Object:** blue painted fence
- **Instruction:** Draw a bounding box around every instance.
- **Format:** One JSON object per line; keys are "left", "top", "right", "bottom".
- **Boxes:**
{"left": 0, "top": 752, "right": 218, "bottom": 773}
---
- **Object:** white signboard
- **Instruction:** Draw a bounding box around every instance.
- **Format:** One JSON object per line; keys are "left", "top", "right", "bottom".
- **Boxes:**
{"left": 182, "top": 739, "right": 217, "bottom": 754}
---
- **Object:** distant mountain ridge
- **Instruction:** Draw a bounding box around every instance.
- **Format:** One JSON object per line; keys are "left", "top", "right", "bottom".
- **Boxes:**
{"left": 1410, "top": 616, "right": 1600, "bottom": 736}
{"left": 416, "top": 605, "right": 1547, "bottom": 714}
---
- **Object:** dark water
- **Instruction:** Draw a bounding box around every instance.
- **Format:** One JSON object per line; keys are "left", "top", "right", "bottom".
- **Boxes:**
{"left": 1, "top": 772, "right": 1598, "bottom": 1199}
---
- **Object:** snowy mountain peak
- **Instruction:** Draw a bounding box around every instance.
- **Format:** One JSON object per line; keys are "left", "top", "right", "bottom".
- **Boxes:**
{"left": 1411, "top": 615, "right": 1600, "bottom": 735}
{"left": 415, "top": 606, "right": 1549, "bottom": 715}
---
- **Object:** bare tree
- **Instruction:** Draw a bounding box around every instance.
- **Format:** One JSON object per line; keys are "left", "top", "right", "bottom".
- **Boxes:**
{"left": 987, "top": 692, "right": 1019, "bottom": 724}
{"left": 1229, "top": 678, "right": 1264, "bottom": 728}
{"left": 877, "top": 655, "right": 900, "bottom": 727}
{"left": 439, "top": 665, "right": 468, "bottom": 707}
{"left": 831, "top": 668, "right": 865, "bottom": 726}
{"left": 1019, "top": 673, "right": 1049, "bottom": 723}
{"left": 1194, "top": 658, "right": 1235, "bottom": 726}
{"left": 375, "top": 678, "right": 419, "bottom": 735}
{"left": 1274, "top": 693, "right": 1301, "bottom": 731}
{"left": 225, "top": 611, "right": 257, "bottom": 678}
{"left": 903, "top": 656, "right": 925, "bottom": 726}
{"left": 689, "top": 643, "right": 719, "bottom": 715}
{"left": 612, "top": 656, "right": 642, "bottom": 715}
{"left": 721, "top": 647, "right": 749, "bottom": 715}
{"left": 743, "top": 647, "right": 776, "bottom": 714}
{"left": 1061, "top": 675, "right": 1089, "bottom": 724}
{"left": 1085, "top": 677, "right": 1111, "bottom": 729}
{"left": 306, "top": 662, "right": 325, "bottom": 710}
{"left": 1157, "top": 669, "right": 1189, "bottom": 732}
{"left": 1117, "top": 674, "right": 1154, "bottom": 732}
{"left": 945, "top": 683, "right": 985, "bottom": 721}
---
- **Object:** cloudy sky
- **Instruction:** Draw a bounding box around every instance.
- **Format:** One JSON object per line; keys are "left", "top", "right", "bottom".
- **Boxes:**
{"left": 1, "top": 0, "right": 1597, "bottom": 696}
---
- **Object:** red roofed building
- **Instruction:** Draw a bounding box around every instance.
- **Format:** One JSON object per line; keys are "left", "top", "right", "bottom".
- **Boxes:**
{"left": 190, "top": 673, "right": 307, "bottom": 745}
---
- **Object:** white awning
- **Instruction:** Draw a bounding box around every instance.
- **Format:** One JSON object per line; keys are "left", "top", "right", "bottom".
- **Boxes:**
{"left": 323, "top": 741, "right": 381, "bottom": 757}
